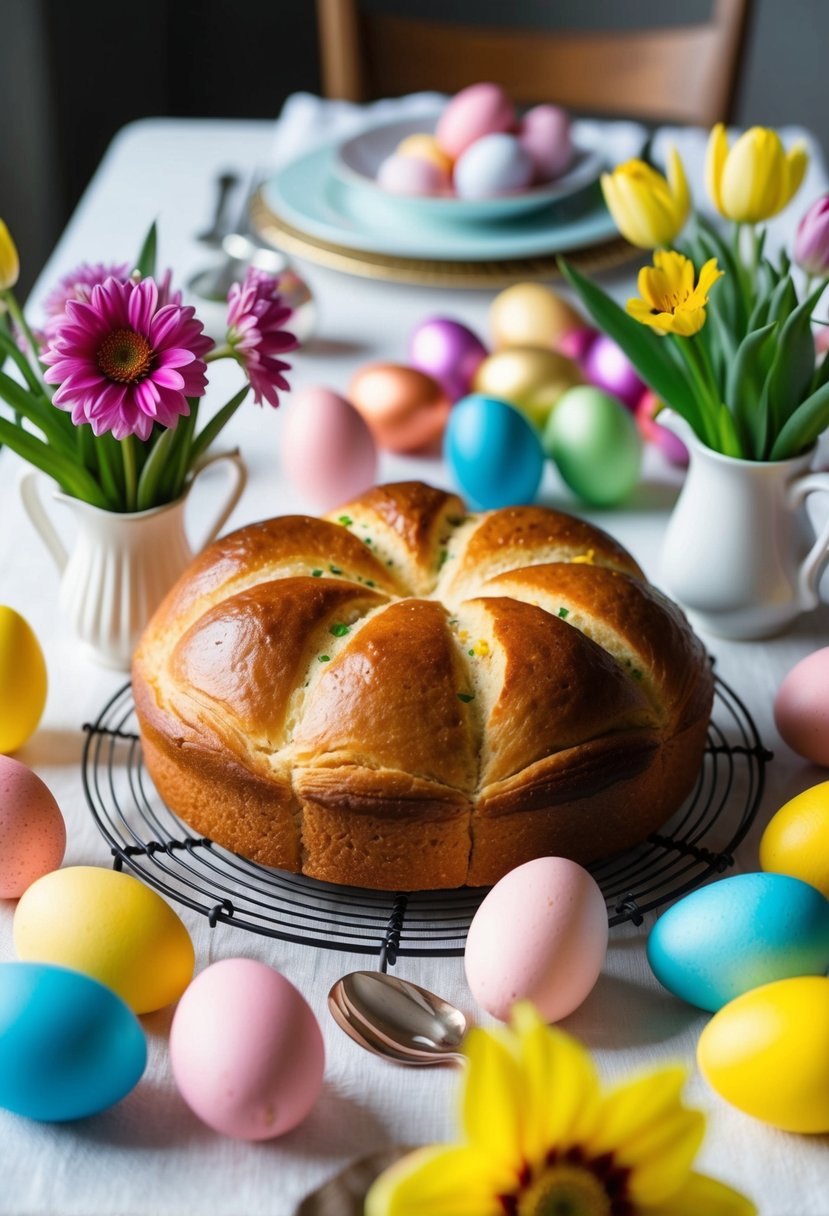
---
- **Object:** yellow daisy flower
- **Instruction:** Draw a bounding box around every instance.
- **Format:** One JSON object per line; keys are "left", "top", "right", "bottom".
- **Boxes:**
{"left": 366, "top": 1004, "right": 755, "bottom": 1216}
{"left": 626, "top": 252, "right": 724, "bottom": 337}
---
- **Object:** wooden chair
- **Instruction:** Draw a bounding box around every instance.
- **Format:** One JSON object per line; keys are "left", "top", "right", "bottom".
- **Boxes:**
{"left": 316, "top": 0, "right": 749, "bottom": 126}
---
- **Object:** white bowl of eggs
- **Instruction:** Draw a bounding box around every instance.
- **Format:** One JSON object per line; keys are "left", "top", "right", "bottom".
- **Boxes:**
{"left": 335, "top": 83, "right": 602, "bottom": 222}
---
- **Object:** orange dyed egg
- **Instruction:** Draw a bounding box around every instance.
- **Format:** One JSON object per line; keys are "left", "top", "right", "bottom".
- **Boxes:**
{"left": 349, "top": 363, "right": 451, "bottom": 454}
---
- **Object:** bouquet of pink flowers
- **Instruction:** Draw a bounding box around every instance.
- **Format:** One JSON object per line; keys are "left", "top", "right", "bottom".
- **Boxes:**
{"left": 0, "top": 221, "right": 297, "bottom": 512}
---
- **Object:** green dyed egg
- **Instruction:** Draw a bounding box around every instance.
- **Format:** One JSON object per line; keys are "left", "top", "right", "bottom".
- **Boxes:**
{"left": 543, "top": 386, "right": 642, "bottom": 507}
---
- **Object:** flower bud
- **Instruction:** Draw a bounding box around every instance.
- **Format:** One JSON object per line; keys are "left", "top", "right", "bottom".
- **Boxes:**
{"left": 601, "top": 148, "right": 689, "bottom": 249}
{"left": 0, "top": 219, "right": 20, "bottom": 291}
{"left": 794, "top": 195, "right": 829, "bottom": 278}
{"left": 706, "top": 124, "right": 808, "bottom": 224}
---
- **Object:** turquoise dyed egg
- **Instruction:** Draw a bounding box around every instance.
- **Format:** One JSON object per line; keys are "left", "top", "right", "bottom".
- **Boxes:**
{"left": 647, "top": 872, "right": 829, "bottom": 1012}
{"left": 543, "top": 385, "right": 641, "bottom": 507}
{"left": 0, "top": 962, "right": 146, "bottom": 1121}
{"left": 444, "top": 393, "right": 544, "bottom": 509}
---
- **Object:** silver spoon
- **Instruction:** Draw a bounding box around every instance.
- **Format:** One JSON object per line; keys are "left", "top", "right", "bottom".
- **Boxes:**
{"left": 328, "top": 970, "right": 467, "bottom": 1067}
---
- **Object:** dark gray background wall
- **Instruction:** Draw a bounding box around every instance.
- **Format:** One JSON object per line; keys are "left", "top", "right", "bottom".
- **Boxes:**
{"left": 1, "top": 0, "right": 826, "bottom": 296}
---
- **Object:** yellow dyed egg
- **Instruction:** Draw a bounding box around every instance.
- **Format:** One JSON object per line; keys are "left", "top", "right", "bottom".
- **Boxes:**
{"left": 397, "top": 133, "right": 453, "bottom": 175}
{"left": 0, "top": 606, "right": 47, "bottom": 754}
{"left": 472, "top": 346, "right": 582, "bottom": 430}
{"left": 760, "top": 780, "right": 829, "bottom": 899}
{"left": 697, "top": 976, "right": 829, "bottom": 1133}
{"left": 14, "top": 866, "right": 194, "bottom": 1014}
{"left": 489, "top": 283, "right": 585, "bottom": 350}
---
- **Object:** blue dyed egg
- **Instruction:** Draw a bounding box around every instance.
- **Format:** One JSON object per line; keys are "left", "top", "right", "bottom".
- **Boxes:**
{"left": 444, "top": 393, "right": 544, "bottom": 509}
{"left": 0, "top": 962, "right": 147, "bottom": 1121}
{"left": 647, "top": 872, "right": 829, "bottom": 1013}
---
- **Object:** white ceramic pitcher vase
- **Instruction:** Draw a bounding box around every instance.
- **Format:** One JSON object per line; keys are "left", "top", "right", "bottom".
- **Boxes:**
{"left": 20, "top": 450, "right": 247, "bottom": 669}
{"left": 660, "top": 413, "right": 829, "bottom": 640}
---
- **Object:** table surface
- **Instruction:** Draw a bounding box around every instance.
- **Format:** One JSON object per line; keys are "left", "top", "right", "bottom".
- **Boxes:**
{"left": 2, "top": 116, "right": 829, "bottom": 1216}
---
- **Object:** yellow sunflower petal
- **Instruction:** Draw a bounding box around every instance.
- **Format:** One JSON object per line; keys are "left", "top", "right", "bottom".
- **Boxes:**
{"left": 511, "top": 1003, "right": 602, "bottom": 1162}
{"left": 665, "top": 145, "right": 690, "bottom": 230}
{"left": 644, "top": 1170, "right": 757, "bottom": 1216}
{"left": 775, "top": 141, "right": 809, "bottom": 214}
{"left": 461, "top": 1025, "right": 524, "bottom": 1172}
{"left": 622, "top": 1108, "right": 706, "bottom": 1204}
{"left": 365, "top": 1145, "right": 507, "bottom": 1216}
{"left": 587, "top": 1066, "right": 687, "bottom": 1156}
{"left": 705, "top": 123, "right": 728, "bottom": 216}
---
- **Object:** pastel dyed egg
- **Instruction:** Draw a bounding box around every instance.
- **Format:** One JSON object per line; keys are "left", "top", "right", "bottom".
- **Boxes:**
{"left": 349, "top": 363, "right": 451, "bottom": 454}
{"left": 0, "top": 962, "right": 146, "bottom": 1121}
{"left": 647, "top": 872, "right": 829, "bottom": 1012}
{"left": 489, "top": 283, "right": 585, "bottom": 350}
{"left": 473, "top": 346, "right": 582, "bottom": 430}
{"left": 170, "top": 958, "right": 324, "bottom": 1140}
{"left": 774, "top": 647, "right": 829, "bottom": 765}
{"left": 435, "top": 82, "right": 515, "bottom": 159}
{"left": 465, "top": 857, "right": 608, "bottom": 1022}
{"left": 544, "top": 386, "right": 642, "bottom": 507}
{"left": 14, "top": 866, "right": 195, "bottom": 1014}
{"left": 444, "top": 394, "right": 544, "bottom": 510}
{"left": 408, "top": 317, "right": 488, "bottom": 402}
{"left": 584, "top": 334, "right": 646, "bottom": 410}
{"left": 518, "top": 104, "right": 572, "bottom": 182}
{"left": 0, "top": 606, "right": 47, "bottom": 754}
{"left": 698, "top": 976, "right": 829, "bottom": 1132}
{"left": 760, "top": 780, "right": 829, "bottom": 898}
{"left": 453, "top": 134, "right": 533, "bottom": 200}
{"left": 397, "top": 133, "right": 453, "bottom": 175}
{"left": 0, "top": 756, "right": 65, "bottom": 899}
{"left": 281, "top": 387, "right": 378, "bottom": 511}
{"left": 377, "top": 153, "right": 449, "bottom": 196}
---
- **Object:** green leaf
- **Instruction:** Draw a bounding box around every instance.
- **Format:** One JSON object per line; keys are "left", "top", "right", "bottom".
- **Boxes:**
{"left": 769, "top": 380, "right": 829, "bottom": 460}
{"left": 558, "top": 259, "right": 703, "bottom": 432}
{"left": 0, "top": 415, "right": 109, "bottom": 506}
{"left": 694, "top": 214, "right": 747, "bottom": 335}
{"left": 134, "top": 221, "right": 158, "bottom": 279}
{"left": 763, "top": 282, "right": 826, "bottom": 448}
{"left": 726, "top": 323, "right": 777, "bottom": 458}
{"left": 189, "top": 385, "right": 249, "bottom": 465}
{"left": 136, "top": 425, "right": 179, "bottom": 511}
{"left": 766, "top": 274, "right": 798, "bottom": 327}
{"left": 0, "top": 370, "right": 74, "bottom": 453}
{"left": 716, "top": 403, "right": 744, "bottom": 458}
{"left": 0, "top": 329, "right": 46, "bottom": 399}
{"left": 93, "top": 431, "right": 126, "bottom": 509}
{"left": 810, "top": 349, "right": 829, "bottom": 395}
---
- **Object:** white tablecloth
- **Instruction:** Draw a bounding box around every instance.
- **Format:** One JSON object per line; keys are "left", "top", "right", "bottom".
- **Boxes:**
{"left": 1, "top": 112, "right": 829, "bottom": 1216}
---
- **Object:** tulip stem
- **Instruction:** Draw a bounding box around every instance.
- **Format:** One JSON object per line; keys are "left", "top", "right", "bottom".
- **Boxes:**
{"left": 1, "top": 290, "right": 49, "bottom": 395}
{"left": 122, "top": 434, "right": 138, "bottom": 513}
{"left": 671, "top": 336, "right": 721, "bottom": 450}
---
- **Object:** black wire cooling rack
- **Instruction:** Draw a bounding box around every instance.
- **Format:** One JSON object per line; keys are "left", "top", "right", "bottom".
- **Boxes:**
{"left": 82, "top": 671, "right": 771, "bottom": 964}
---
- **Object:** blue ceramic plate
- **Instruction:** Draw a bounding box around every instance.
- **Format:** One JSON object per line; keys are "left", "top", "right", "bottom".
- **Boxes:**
{"left": 263, "top": 144, "right": 619, "bottom": 262}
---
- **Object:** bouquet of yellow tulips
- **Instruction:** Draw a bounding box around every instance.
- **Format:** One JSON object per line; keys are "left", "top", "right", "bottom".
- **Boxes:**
{"left": 562, "top": 125, "right": 829, "bottom": 462}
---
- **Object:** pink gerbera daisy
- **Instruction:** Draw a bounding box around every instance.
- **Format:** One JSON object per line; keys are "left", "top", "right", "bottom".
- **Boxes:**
{"left": 226, "top": 268, "right": 298, "bottom": 407}
{"left": 42, "top": 276, "right": 212, "bottom": 441}
{"left": 42, "top": 263, "right": 183, "bottom": 336}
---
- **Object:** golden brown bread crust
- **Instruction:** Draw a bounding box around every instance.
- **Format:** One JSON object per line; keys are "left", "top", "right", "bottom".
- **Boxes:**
{"left": 133, "top": 481, "right": 713, "bottom": 889}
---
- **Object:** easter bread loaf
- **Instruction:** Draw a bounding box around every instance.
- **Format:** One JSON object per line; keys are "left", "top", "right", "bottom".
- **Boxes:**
{"left": 133, "top": 481, "right": 713, "bottom": 890}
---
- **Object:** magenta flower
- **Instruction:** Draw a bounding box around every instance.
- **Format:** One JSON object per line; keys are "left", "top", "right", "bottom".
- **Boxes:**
{"left": 794, "top": 195, "right": 829, "bottom": 278}
{"left": 42, "top": 262, "right": 131, "bottom": 334}
{"left": 226, "top": 268, "right": 298, "bottom": 407}
{"left": 42, "top": 276, "right": 212, "bottom": 441}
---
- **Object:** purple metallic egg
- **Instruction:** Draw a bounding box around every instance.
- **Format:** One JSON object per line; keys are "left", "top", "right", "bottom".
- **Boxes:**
{"left": 556, "top": 326, "right": 600, "bottom": 367}
{"left": 584, "top": 334, "right": 646, "bottom": 411}
{"left": 408, "top": 317, "right": 488, "bottom": 402}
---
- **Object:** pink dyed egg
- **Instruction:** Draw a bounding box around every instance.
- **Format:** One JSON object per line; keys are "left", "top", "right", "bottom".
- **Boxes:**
{"left": 376, "top": 153, "right": 449, "bottom": 196}
{"left": 465, "top": 856, "right": 608, "bottom": 1022}
{"left": 408, "top": 317, "right": 488, "bottom": 401}
{"left": 435, "top": 82, "right": 515, "bottom": 159}
{"left": 584, "top": 333, "right": 646, "bottom": 410}
{"left": 281, "top": 387, "right": 378, "bottom": 511}
{"left": 636, "top": 390, "right": 689, "bottom": 467}
{"left": 556, "top": 326, "right": 600, "bottom": 365}
{"left": 775, "top": 648, "right": 829, "bottom": 766}
{"left": 518, "top": 104, "right": 573, "bottom": 182}
{"left": 454, "top": 134, "right": 533, "bottom": 200}
{"left": 0, "top": 756, "right": 66, "bottom": 899}
{"left": 170, "top": 959, "right": 324, "bottom": 1140}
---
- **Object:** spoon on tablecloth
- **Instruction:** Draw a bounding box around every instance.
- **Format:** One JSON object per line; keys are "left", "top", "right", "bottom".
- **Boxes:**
{"left": 328, "top": 970, "right": 467, "bottom": 1067}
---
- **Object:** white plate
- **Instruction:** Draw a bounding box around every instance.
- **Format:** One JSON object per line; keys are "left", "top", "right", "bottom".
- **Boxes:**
{"left": 335, "top": 115, "right": 604, "bottom": 221}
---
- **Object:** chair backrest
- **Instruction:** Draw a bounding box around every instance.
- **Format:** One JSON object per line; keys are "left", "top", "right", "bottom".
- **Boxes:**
{"left": 316, "top": 0, "right": 749, "bottom": 126}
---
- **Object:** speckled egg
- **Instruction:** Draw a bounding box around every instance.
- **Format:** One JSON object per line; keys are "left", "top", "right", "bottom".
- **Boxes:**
{"left": 170, "top": 958, "right": 324, "bottom": 1140}
{"left": 435, "top": 83, "right": 515, "bottom": 159}
{"left": 0, "top": 756, "right": 65, "bottom": 899}
{"left": 465, "top": 856, "right": 608, "bottom": 1022}
{"left": 760, "top": 780, "right": 829, "bottom": 898}
{"left": 490, "top": 283, "right": 585, "bottom": 351}
{"left": 774, "top": 647, "right": 829, "bottom": 766}
{"left": 349, "top": 363, "right": 451, "bottom": 453}
{"left": 281, "top": 387, "right": 378, "bottom": 511}
{"left": 518, "top": 104, "right": 572, "bottom": 182}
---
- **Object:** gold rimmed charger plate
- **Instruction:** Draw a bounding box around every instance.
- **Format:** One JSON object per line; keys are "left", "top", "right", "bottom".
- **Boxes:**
{"left": 250, "top": 190, "right": 636, "bottom": 289}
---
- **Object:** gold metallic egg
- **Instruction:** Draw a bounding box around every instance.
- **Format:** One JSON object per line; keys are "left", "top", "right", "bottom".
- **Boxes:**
{"left": 472, "top": 346, "right": 583, "bottom": 430}
{"left": 397, "top": 133, "right": 454, "bottom": 175}
{"left": 490, "top": 282, "right": 585, "bottom": 350}
{"left": 349, "top": 363, "right": 452, "bottom": 453}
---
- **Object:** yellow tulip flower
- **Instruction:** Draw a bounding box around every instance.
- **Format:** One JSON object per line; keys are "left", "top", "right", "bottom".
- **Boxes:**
{"left": 366, "top": 1003, "right": 755, "bottom": 1216}
{"left": 0, "top": 218, "right": 20, "bottom": 291}
{"left": 706, "top": 124, "right": 808, "bottom": 223}
{"left": 627, "top": 251, "right": 723, "bottom": 337}
{"left": 601, "top": 148, "right": 690, "bottom": 249}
